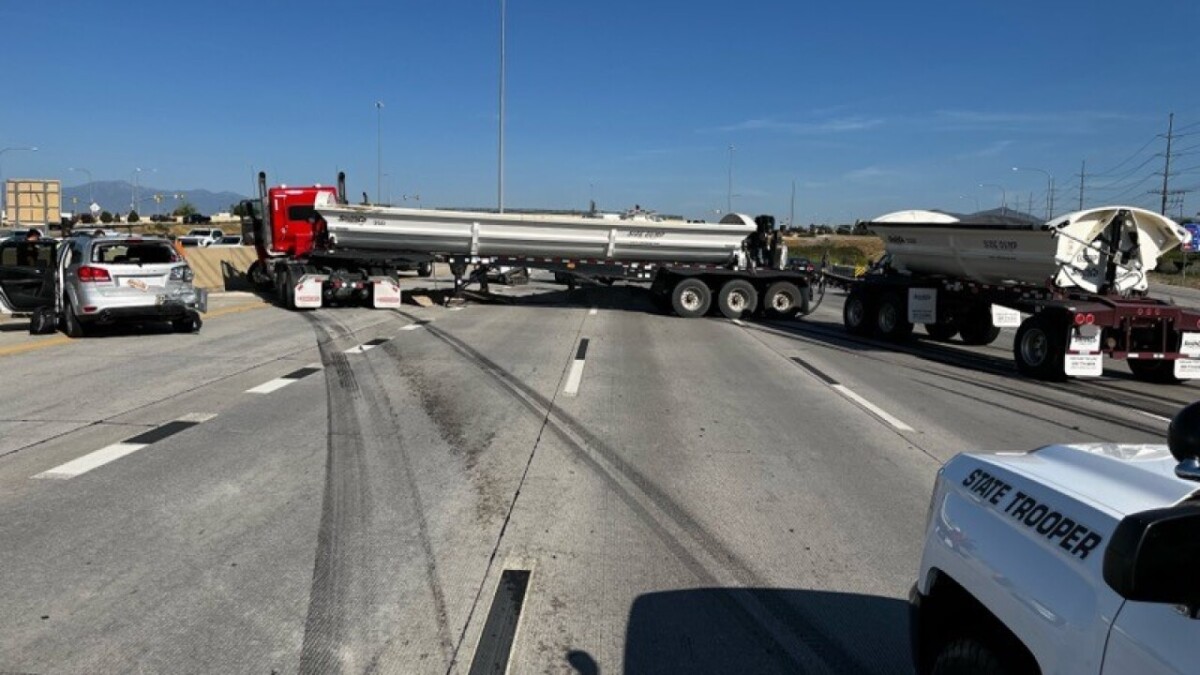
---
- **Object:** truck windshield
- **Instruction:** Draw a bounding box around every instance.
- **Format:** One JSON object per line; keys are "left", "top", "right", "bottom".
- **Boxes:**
{"left": 288, "top": 205, "right": 317, "bottom": 222}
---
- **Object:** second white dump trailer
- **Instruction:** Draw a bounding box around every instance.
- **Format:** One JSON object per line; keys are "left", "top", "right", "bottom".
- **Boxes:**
{"left": 839, "top": 206, "right": 1200, "bottom": 382}
{"left": 313, "top": 192, "right": 816, "bottom": 319}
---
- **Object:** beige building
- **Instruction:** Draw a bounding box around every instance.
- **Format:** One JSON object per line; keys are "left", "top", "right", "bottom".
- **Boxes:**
{"left": 3, "top": 178, "right": 61, "bottom": 226}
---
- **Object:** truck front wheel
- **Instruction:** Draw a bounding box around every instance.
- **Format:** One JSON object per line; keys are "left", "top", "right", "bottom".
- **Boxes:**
{"left": 1014, "top": 314, "right": 1066, "bottom": 380}
{"left": 931, "top": 639, "right": 1009, "bottom": 675}
{"left": 671, "top": 278, "right": 711, "bottom": 318}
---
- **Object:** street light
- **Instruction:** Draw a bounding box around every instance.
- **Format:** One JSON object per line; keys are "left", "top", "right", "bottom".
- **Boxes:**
{"left": 69, "top": 167, "right": 94, "bottom": 204}
{"left": 1012, "top": 166, "right": 1054, "bottom": 219}
{"left": 375, "top": 101, "right": 384, "bottom": 205}
{"left": 727, "top": 145, "right": 736, "bottom": 213}
{"left": 979, "top": 183, "right": 1007, "bottom": 210}
{"left": 0, "top": 146, "right": 37, "bottom": 224}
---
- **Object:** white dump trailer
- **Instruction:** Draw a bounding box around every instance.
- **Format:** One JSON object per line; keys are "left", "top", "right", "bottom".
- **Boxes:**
{"left": 838, "top": 206, "right": 1200, "bottom": 383}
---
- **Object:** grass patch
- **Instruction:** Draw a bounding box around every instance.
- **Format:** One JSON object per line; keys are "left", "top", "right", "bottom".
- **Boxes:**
{"left": 785, "top": 235, "right": 884, "bottom": 267}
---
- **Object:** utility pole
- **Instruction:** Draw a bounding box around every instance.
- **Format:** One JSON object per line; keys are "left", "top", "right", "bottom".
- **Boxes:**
{"left": 1160, "top": 112, "right": 1174, "bottom": 216}
{"left": 789, "top": 178, "right": 795, "bottom": 231}
{"left": 726, "top": 145, "right": 735, "bottom": 213}
{"left": 1048, "top": 176, "right": 1055, "bottom": 219}
{"left": 1077, "top": 160, "right": 1085, "bottom": 211}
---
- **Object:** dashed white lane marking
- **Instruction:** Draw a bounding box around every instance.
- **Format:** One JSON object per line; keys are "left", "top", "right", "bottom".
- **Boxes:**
{"left": 831, "top": 384, "right": 915, "bottom": 432}
{"left": 588, "top": 308, "right": 598, "bottom": 316}
{"left": 1137, "top": 410, "right": 1172, "bottom": 423}
{"left": 563, "top": 338, "right": 590, "bottom": 397}
{"left": 246, "top": 365, "right": 324, "bottom": 394}
{"left": 34, "top": 443, "right": 148, "bottom": 480}
{"left": 790, "top": 356, "right": 915, "bottom": 432}
{"left": 34, "top": 414, "right": 219, "bottom": 480}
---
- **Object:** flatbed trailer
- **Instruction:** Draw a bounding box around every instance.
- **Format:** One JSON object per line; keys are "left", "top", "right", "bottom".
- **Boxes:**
{"left": 442, "top": 246, "right": 816, "bottom": 319}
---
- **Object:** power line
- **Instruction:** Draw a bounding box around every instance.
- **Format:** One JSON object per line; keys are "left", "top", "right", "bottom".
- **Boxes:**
{"left": 1088, "top": 151, "right": 1161, "bottom": 188}
{"left": 1087, "top": 134, "right": 1159, "bottom": 177}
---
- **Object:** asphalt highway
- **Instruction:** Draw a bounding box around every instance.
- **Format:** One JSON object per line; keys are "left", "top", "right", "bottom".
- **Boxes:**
{"left": 0, "top": 273, "right": 1190, "bottom": 674}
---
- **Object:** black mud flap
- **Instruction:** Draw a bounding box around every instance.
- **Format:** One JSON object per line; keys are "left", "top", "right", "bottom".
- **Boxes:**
{"left": 28, "top": 307, "right": 58, "bottom": 335}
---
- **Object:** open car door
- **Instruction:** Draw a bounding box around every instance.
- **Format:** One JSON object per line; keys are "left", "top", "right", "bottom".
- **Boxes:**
{"left": 0, "top": 238, "right": 59, "bottom": 313}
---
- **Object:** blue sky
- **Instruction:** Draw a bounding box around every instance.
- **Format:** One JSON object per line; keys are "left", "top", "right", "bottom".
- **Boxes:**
{"left": 2, "top": 0, "right": 1198, "bottom": 223}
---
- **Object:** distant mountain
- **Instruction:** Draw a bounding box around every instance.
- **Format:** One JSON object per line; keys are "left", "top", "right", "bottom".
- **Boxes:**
{"left": 61, "top": 181, "right": 247, "bottom": 217}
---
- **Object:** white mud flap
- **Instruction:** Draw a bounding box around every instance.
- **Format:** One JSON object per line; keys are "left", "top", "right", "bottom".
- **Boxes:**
{"left": 372, "top": 277, "right": 402, "bottom": 309}
{"left": 1175, "top": 359, "right": 1200, "bottom": 379}
{"left": 294, "top": 276, "right": 324, "bottom": 309}
{"left": 1175, "top": 333, "right": 1200, "bottom": 379}
{"left": 1065, "top": 328, "right": 1102, "bottom": 377}
{"left": 907, "top": 288, "right": 936, "bottom": 323}
{"left": 990, "top": 304, "right": 1022, "bottom": 328}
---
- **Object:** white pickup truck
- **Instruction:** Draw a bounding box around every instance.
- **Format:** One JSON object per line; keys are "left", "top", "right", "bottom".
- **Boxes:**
{"left": 910, "top": 404, "right": 1200, "bottom": 674}
{"left": 177, "top": 228, "right": 224, "bottom": 247}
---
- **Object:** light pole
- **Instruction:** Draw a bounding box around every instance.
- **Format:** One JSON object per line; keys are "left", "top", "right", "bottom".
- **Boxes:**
{"left": 1012, "top": 166, "right": 1054, "bottom": 219}
{"left": 727, "top": 145, "right": 736, "bottom": 213}
{"left": 69, "top": 167, "right": 94, "bottom": 204}
{"left": 0, "top": 146, "right": 37, "bottom": 224}
{"left": 375, "top": 101, "right": 384, "bottom": 205}
{"left": 789, "top": 178, "right": 796, "bottom": 232}
{"left": 979, "top": 183, "right": 1007, "bottom": 210}
{"left": 497, "top": 0, "right": 506, "bottom": 213}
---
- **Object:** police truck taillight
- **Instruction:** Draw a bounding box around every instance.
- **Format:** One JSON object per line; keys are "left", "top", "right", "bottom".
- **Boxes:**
{"left": 77, "top": 266, "right": 112, "bottom": 282}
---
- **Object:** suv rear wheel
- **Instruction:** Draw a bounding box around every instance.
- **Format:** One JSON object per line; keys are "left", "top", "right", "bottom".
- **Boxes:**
{"left": 63, "top": 298, "right": 87, "bottom": 338}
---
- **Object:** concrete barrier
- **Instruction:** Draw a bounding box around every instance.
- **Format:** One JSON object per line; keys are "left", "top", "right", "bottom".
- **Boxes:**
{"left": 181, "top": 246, "right": 257, "bottom": 291}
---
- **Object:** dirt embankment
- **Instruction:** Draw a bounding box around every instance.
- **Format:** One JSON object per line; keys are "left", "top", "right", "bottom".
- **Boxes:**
{"left": 783, "top": 235, "right": 884, "bottom": 266}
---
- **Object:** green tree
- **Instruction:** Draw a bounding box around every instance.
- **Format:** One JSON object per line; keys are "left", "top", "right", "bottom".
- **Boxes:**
{"left": 172, "top": 201, "right": 198, "bottom": 218}
{"left": 127, "top": 210, "right": 140, "bottom": 223}
{"left": 100, "top": 211, "right": 114, "bottom": 224}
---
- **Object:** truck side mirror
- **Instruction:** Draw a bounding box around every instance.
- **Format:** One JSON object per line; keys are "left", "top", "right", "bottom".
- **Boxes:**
{"left": 1103, "top": 504, "right": 1200, "bottom": 607}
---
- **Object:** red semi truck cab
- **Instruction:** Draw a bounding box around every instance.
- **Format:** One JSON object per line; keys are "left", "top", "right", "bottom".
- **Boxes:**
{"left": 250, "top": 185, "right": 338, "bottom": 261}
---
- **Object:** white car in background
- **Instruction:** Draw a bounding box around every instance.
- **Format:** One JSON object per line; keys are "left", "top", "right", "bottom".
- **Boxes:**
{"left": 177, "top": 228, "right": 224, "bottom": 247}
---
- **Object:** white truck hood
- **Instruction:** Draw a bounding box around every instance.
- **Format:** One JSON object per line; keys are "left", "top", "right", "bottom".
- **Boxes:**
{"left": 985, "top": 443, "right": 1199, "bottom": 519}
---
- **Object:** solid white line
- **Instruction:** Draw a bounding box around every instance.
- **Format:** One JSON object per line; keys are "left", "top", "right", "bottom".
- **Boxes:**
{"left": 178, "top": 412, "right": 218, "bottom": 423}
{"left": 831, "top": 384, "right": 915, "bottom": 432}
{"left": 588, "top": 308, "right": 598, "bottom": 316}
{"left": 33, "top": 442, "right": 148, "bottom": 480}
{"left": 563, "top": 360, "right": 586, "bottom": 396}
{"left": 1136, "top": 410, "right": 1172, "bottom": 422}
{"left": 246, "top": 378, "right": 296, "bottom": 394}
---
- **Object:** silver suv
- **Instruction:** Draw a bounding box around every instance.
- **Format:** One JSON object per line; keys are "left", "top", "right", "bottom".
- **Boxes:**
{"left": 59, "top": 235, "right": 206, "bottom": 336}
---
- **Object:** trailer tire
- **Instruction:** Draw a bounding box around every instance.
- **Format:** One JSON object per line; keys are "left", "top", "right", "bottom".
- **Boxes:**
{"left": 958, "top": 309, "right": 1001, "bottom": 345}
{"left": 875, "top": 292, "right": 913, "bottom": 340}
{"left": 924, "top": 321, "right": 959, "bottom": 342}
{"left": 671, "top": 278, "right": 712, "bottom": 318}
{"left": 763, "top": 281, "right": 803, "bottom": 318}
{"left": 716, "top": 279, "right": 758, "bottom": 319}
{"left": 417, "top": 261, "right": 433, "bottom": 278}
{"left": 844, "top": 288, "right": 874, "bottom": 335}
{"left": 1014, "top": 314, "right": 1067, "bottom": 380}
{"left": 1127, "top": 359, "right": 1183, "bottom": 384}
